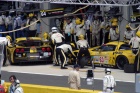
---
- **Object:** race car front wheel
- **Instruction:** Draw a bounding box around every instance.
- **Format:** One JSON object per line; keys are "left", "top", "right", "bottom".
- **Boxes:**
{"left": 116, "top": 56, "right": 129, "bottom": 70}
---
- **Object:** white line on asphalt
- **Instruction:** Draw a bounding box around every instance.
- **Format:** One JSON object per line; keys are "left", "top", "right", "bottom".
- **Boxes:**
{"left": 8, "top": 71, "right": 134, "bottom": 83}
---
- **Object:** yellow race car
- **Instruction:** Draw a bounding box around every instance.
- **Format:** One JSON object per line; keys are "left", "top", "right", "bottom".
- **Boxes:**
{"left": 6, "top": 37, "right": 53, "bottom": 65}
{"left": 71, "top": 41, "right": 135, "bottom": 70}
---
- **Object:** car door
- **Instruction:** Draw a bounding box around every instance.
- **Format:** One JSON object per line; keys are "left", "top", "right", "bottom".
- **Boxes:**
{"left": 99, "top": 45, "right": 117, "bottom": 65}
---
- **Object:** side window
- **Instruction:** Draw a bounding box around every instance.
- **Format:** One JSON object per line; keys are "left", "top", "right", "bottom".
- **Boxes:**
{"left": 119, "top": 44, "right": 131, "bottom": 50}
{"left": 101, "top": 45, "right": 116, "bottom": 51}
{"left": 92, "top": 47, "right": 100, "bottom": 51}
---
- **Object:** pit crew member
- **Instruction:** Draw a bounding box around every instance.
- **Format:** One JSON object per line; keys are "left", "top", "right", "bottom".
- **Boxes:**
{"left": 108, "top": 22, "right": 119, "bottom": 41}
{"left": 51, "top": 27, "right": 65, "bottom": 66}
{"left": 129, "top": 31, "right": 140, "bottom": 73}
{"left": 0, "top": 35, "right": 12, "bottom": 66}
{"left": 124, "top": 24, "right": 135, "bottom": 42}
{"left": 76, "top": 34, "right": 90, "bottom": 65}
{"left": 103, "top": 68, "right": 116, "bottom": 93}
{"left": 64, "top": 18, "right": 74, "bottom": 43}
{"left": 56, "top": 43, "right": 76, "bottom": 69}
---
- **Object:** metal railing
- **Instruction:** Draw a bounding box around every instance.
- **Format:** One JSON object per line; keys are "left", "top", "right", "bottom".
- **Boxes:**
{"left": 1, "top": 0, "right": 140, "bottom": 6}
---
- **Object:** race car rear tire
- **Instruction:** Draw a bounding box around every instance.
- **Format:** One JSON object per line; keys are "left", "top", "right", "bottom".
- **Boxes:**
{"left": 124, "top": 64, "right": 134, "bottom": 73}
{"left": 116, "top": 56, "right": 129, "bottom": 70}
{"left": 79, "top": 56, "right": 91, "bottom": 68}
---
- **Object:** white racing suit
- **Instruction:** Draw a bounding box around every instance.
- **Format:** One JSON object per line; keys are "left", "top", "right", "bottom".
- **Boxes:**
{"left": 129, "top": 36, "right": 140, "bottom": 73}
{"left": 0, "top": 37, "right": 11, "bottom": 66}
{"left": 51, "top": 32, "right": 65, "bottom": 65}
{"left": 103, "top": 75, "right": 116, "bottom": 93}
{"left": 75, "top": 22, "right": 85, "bottom": 42}
{"left": 124, "top": 30, "right": 135, "bottom": 41}
{"left": 109, "top": 28, "right": 119, "bottom": 41}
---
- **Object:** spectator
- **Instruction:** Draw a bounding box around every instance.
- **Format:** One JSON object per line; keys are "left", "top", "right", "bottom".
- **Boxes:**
{"left": 14, "top": 79, "right": 24, "bottom": 93}
{"left": 26, "top": 13, "right": 37, "bottom": 37}
{"left": 0, "top": 75, "right": 8, "bottom": 93}
{"left": 68, "top": 64, "right": 81, "bottom": 90}
{"left": 9, "top": 75, "right": 17, "bottom": 93}
{"left": 36, "top": 20, "right": 42, "bottom": 37}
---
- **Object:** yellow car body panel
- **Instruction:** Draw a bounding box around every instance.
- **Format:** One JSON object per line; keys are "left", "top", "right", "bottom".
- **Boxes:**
{"left": 6, "top": 37, "right": 53, "bottom": 64}
{"left": 73, "top": 41, "right": 135, "bottom": 69}
{"left": 91, "top": 42, "right": 135, "bottom": 67}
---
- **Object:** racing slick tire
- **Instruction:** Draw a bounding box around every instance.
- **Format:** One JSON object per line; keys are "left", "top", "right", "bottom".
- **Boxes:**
{"left": 116, "top": 55, "right": 129, "bottom": 70}
{"left": 124, "top": 64, "right": 134, "bottom": 73}
{"left": 79, "top": 56, "right": 91, "bottom": 68}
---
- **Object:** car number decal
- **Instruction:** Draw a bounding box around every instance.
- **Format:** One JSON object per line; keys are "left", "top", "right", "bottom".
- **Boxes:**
{"left": 100, "top": 56, "right": 104, "bottom": 63}
{"left": 92, "top": 56, "right": 109, "bottom": 64}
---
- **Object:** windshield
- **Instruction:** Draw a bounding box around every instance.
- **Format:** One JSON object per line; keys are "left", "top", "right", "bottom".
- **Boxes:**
{"left": 16, "top": 40, "right": 43, "bottom": 47}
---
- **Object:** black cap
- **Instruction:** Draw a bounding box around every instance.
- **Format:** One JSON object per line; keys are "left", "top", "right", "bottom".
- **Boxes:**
{"left": 73, "top": 64, "right": 80, "bottom": 68}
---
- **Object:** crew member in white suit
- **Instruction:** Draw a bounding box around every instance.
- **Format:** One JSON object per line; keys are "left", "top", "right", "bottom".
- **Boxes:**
{"left": 103, "top": 68, "right": 116, "bottom": 93}
{"left": 75, "top": 17, "right": 85, "bottom": 41}
{"left": 129, "top": 31, "right": 140, "bottom": 73}
{"left": 0, "top": 35, "right": 12, "bottom": 66}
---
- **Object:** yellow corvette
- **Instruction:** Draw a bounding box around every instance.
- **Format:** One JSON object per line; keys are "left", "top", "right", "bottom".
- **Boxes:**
{"left": 6, "top": 37, "right": 53, "bottom": 65}
{"left": 72, "top": 41, "right": 135, "bottom": 70}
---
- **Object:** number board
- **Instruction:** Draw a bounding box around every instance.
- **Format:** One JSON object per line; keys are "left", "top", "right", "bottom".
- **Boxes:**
{"left": 40, "top": 8, "right": 64, "bottom": 17}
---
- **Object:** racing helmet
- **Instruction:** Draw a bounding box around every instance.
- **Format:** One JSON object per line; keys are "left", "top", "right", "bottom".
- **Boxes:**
{"left": 6, "top": 35, "right": 12, "bottom": 41}
{"left": 15, "top": 79, "right": 20, "bottom": 84}
{"left": 136, "top": 31, "right": 140, "bottom": 37}
{"left": 70, "top": 43, "right": 75, "bottom": 48}
{"left": 51, "top": 27, "right": 58, "bottom": 32}
{"left": 110, "top": 18, "right": 118, "bottom": 23}
{"left": 78, "top": 34, "right": 84, "bottom": 40}
{"left": 75, "top": 18, "right": 81, "bottom": 25}
{"left": 126, "top": 24, "right": 130, "bottom": 28}
{"left": 43, "top": 32, "right": 48, "bottom": 39}
{"left": 105, "top": 68, "right": 111, "bottom": 74}
{"left": 29, "top": 13, "right": 34, "bottom": 17}
{"left": 112, "top": 22, "right": 118, "bottom": 27}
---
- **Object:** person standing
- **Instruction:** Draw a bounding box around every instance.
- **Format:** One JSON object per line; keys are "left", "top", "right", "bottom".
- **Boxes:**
{"left": 68, "top": 64, "right": 81, "bottom": 90}
{"left": 0, "top": 12, "right": 6, "bottom": 37}
{"left": 76, "top": 34, "right": 90, "bottom": 66}
{"left": 5, "top": 12, "right": 13, "bottom": 40}
{"left": 9, "top": 75, "right": 17, "bottom": 93}
{"left": 26, "top": 13, "right": 37, "bottom": 37}
{"left": 51, "top": 27, "right": 65, "bottom": 66}
{"left": 108, "top": 22, "right": 119, "bottom": 41}
{"left": 0, "top": 75, "right": 8, "bottom": 93}
{"left": 64, "top": 18, "right": 74, "bottom": 43}
{"left": 91, "top": 15, "right": 101, "bottom": 46}
{"left": 14, "top": 79, "right": 24, "bottom": 93}
{"left": 124, "top": 24, "right": 135, "bottom": 42}
{"left": 129, "top": 31, "right": 140, "bottom": 73}
{"left": 103, "top": 68, "right": 116, "bottom": 93}
{"left": 75, "top": 17, "right": 85, "bottom": 41}
{"left": 13, "top": 12, "right": 23, "bottom": 38}
{"left": 83, "top": 15, "right": 92, "bottom": 47}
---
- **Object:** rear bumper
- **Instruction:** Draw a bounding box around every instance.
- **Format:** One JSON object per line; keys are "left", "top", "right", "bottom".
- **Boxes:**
{"left": 14, "top": 57, "right": 53, "bottom": 63}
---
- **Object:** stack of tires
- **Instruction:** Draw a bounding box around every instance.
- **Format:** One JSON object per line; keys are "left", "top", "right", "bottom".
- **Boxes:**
{"left": 124, "top": 64, "right": 134, "bottom": 73}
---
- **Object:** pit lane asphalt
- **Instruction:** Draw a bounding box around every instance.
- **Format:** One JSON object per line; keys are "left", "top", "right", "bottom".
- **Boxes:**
{"left": 1, "top": 64, "right": 135, "bottom": 93}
